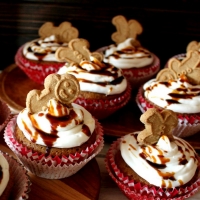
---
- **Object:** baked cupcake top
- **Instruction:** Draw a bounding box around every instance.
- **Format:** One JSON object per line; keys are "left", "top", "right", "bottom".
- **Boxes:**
{"left": 22, "top": 21, "right": 79, "bottom": 62}
{"left": 120, "top": 108, "right": 199, "bottom": 188}
{"left": 143, "top": 50, "right": 200, "bottom": 113}
{"left": 17, "top": 73, "right": 95, "bottom": 148}
{"left": 0, "top": 153, "right": 9, "bottom": 196}
{"left": 56, "top": 38, "right": 128, "bottom": 95}
{"left": 103, "top": 15, "right": 154, "bottom": 69}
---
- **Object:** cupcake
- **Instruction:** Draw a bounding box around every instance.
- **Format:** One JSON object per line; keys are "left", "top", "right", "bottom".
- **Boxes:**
{"left": 105, "top": 108, "right": 200, "bottom": 199}
{"left": 15, "top": 21, "right": 79, "bottom": 84}
{"left": 0, "top": 100, "right": 11, "bottom": 132}
{"left": 4, "top": 73, "right": 104, "bottom": 179}
{"left": 136, "top": 50, "right": 200, "bottom": 138}
{"left": 97, "top": 15, "right": 160, "bottom": 89}
{"left": 165, "top": 40, "right": 200, "bottom": 68}
{"left": 0, "top": 151, "right": 31, "bottom": 200}
{"left": 56, "top": 38, "right": 131, "bottom": 119}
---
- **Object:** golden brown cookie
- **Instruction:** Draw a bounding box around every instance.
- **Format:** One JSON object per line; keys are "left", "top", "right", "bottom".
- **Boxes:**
{"left": 38, "top": 21, "right": 79, "bottom": 43}
{"left": 26, "top": 73, "right": 80, "bottom": 114}
{"left": 156, "top": 50, "right": 200, "bottom": 85}
{"left": 111, "top": 15, "right": 143, "bottom": 44}
{"left": 137, "top": 108, "right": 178, "bottom": 145}
{"left": 186, "top": 41, "right": 200, "bottom": 52}
{"left": 55, "top": 38, "right": 103, "bottom": 63}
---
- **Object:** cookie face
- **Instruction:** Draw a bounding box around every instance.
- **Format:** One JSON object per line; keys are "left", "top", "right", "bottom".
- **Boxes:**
{"left": 55, "top": 38, "right": 103, "bottom": 63}
{"left": 137, "top": 108, "right": 178, "bottom": 145}
{"left": 26, "top": 73, "right": 80, "bottom": 114}
{"left": 156, "top": 50, "right": 200, "bottom": 85}
{"left": 111, "top": 15, "right": 143, "bottom": 44}
{"left": 38, "top": 21, "right": 79, "bottom": 43}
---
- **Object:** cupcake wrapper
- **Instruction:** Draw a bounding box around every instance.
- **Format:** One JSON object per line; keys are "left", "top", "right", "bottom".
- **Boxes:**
{"left": 15, "top": 46, "right": 65, "bottom": 84}
{"left": 0, "top": 100, "right": 11, "bottom": 132}
{"left": 4, "top": 116, "right": 104, "bottom": 179}
{"left": 3, "top": 152, "right": 31, "bottom": 200}
{"left": 136, "top": 86, "right": 200, "bottom": 137}
{"left": 74, "top": 83, "right": 132, "bottom": 119}
{"left": 105, "top": 139, "right": 200, "bottom": 200}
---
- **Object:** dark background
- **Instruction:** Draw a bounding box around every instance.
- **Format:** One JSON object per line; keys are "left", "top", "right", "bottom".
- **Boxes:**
{"left": 1, "top": 0, "right": 200, "bottom": 70}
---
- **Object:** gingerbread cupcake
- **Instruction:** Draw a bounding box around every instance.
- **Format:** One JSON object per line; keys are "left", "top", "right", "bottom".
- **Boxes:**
{"left": 0, "top": 151, "right": 31, "bottom": 199}
{"left": 105, "top": 108, "right": 200, "bottom": 199}
{"left": 165, "top": 40, "right": 200, "bottom": 68}
{"left": 56, "top": 38, "right": 131, "bottom": 119}
{"left": 15, "top": 21, "right": 79, "bottom": 84}
{"left": 4, "top": 73, "right": 104, "bottom": 179}
{"left": 97, "top": 15, "right": 160, "bottom": 89}
{"left": 136, "top": 50, "right": 200, "bottom": 138}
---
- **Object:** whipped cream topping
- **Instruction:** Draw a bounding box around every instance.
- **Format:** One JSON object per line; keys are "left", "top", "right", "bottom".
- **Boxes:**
{"left": 17, "top": 99, "right": 95, "bottom": 148}
{"left": 120, "top": 132, "right": 198, "bottom": 188}
{"left": 143, "top": 77, "right": 200, "bottom": 113}
{"left": 103, "top": 38, "right": 154, "bottom": 69}
{"left": 57, "top": 56, "right": 128, "bottom": 95}
{"left": 0, "top": 154, "right": 9, "bottom": 196}
{"left": 23, "top": 35, "right": 68, "bottom": 61}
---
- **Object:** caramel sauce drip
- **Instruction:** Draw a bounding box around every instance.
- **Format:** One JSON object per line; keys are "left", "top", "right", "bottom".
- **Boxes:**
{"left": 26, "top": 108, "right": 90, "bottom": 147}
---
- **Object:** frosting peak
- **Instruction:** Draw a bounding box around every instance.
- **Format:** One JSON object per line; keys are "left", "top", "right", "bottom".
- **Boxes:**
{"left": 103, "top": 38, "right": 154, "bottom": 69}
{"left": 120, "top": 132, "right": 198, "bottom": 188}
{"left": 17, "top": 101, "right": 95, "bottom": 148}
{"left": 23, "top": 35, "right": 68, "bottom": 61}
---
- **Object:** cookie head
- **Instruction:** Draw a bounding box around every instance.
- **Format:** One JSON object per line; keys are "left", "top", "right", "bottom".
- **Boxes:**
{"left": 186, "top": 41, "right": 200, "bottom": 52}
{"left": 55, "top": 38, "right": 103, "bottom": 64}
{"left": 26, "top": 73, "right": 80, "bottom": 114}
{"left": 156, "top": 50, "right": 200, "bottom": 85}
{"left": 111, "top": 15, "right": 143, "bottom": 44}
{"left": 137, "top": 108, "right": 178, "bottom": 145}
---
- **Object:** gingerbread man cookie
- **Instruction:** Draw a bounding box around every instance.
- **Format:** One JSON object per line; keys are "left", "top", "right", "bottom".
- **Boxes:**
{"left": 26, "top": 73, "right": 80, "bottom": 114}
{"left": 137, "top": 108, "right": 178, "bottom": 145}
{"left": 55, "top": 38, "right": 103, "bottom": 64}
{"left": 111, "top": 15, "right": 143, "bottom": 44}
{"left": 186, "top": 41, "right": 200, "bottom": 52}
{"left": 156, "top": 50, "right": 200, "bottom": 85}
{"left": 39, "top": 21, "right": 79, "bottom": 43}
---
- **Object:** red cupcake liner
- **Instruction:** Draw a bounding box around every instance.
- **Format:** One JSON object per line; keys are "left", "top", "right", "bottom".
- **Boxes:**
{"left": 105, "top": 139, "right": 200, "bottom": 200}
{"left": 15, "top": 45, "right": 65, "bottom": 84}
{"left": 0, "top": 100, "right": 11, "bottom": 132}
{"left": 3, "top": 152, "right": 31, "bottom": 200}
{"left": 136, "top": 86, "right": 200, "bottom": 137}
{"left": 74, "top": 83, "right": 132, "bottom": 119}
{"left": 4, "top": 115, "right": 103, "bottom": 165}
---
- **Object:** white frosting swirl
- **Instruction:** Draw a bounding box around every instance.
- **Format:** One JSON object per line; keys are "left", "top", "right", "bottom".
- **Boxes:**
{"left": 57, "top": 56, "right": 128, "bottom": 95}
{"left": 120, "top": 132, "right": 198, "bottom": 188}
{"left": 0, "top": 154, "right": 9, "bottom": 196}
{"left": 103, "top": 38, "right": 154, "bottom": 69}
{"left": 17, "top": 99, "right": 95, "bottom": 148}
{"left": 143, "top": 77, "right": 200, "bottom": 113}
{"left": 23, "top": 35, "right": 68, "bottom": 61}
